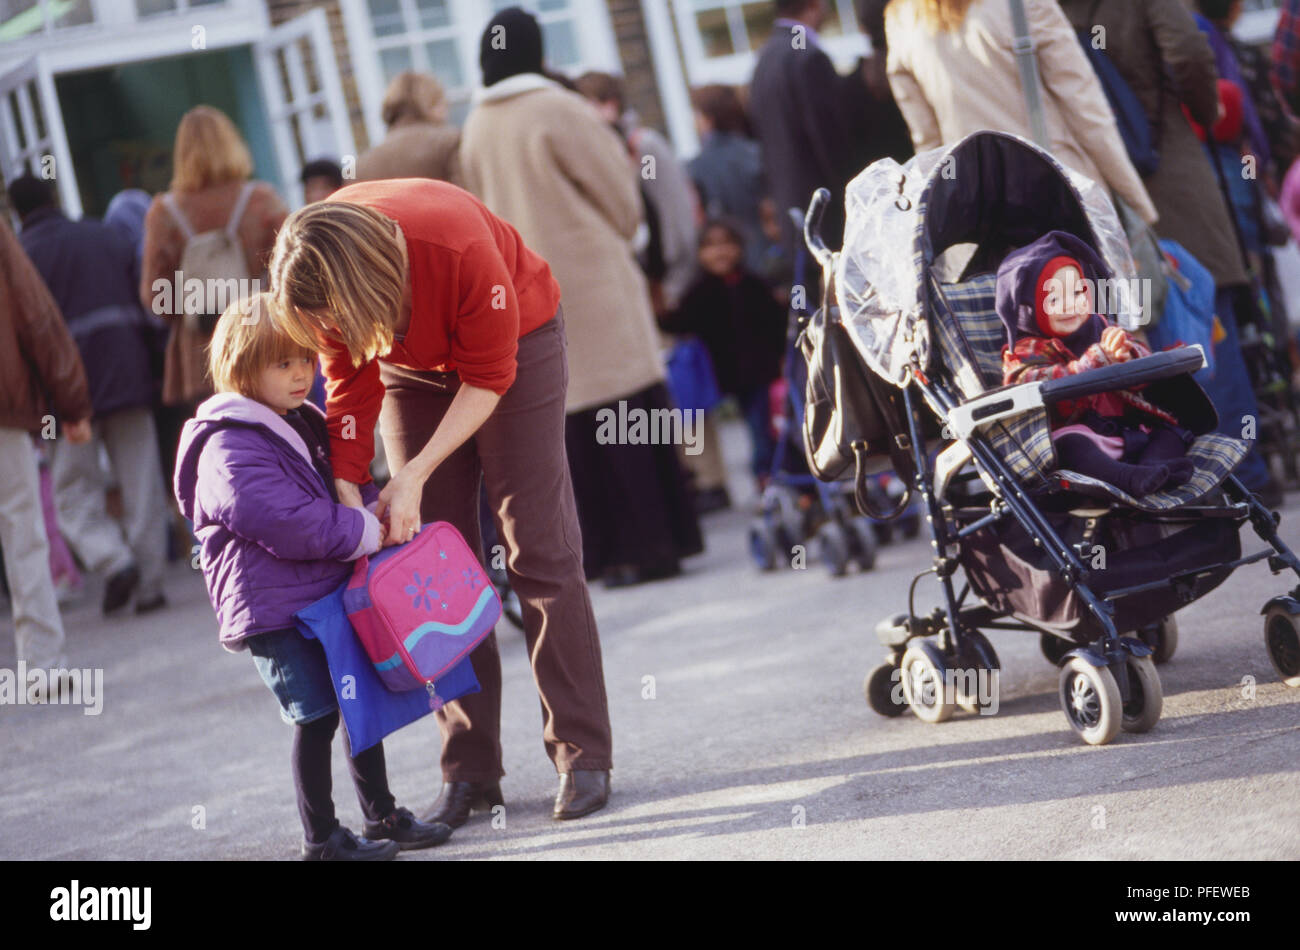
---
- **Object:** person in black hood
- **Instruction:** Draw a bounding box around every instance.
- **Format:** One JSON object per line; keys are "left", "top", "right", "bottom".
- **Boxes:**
{"left": 480, "top": 6, "right": 544, "bottom": 87}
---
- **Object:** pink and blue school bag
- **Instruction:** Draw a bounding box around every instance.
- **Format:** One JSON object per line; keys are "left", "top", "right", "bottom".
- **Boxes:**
{"left": 341, "top": 521, "right": 500, "bottom": 709}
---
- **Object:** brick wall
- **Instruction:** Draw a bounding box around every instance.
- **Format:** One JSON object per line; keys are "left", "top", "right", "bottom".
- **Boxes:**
{"left": 265, "top": 0, "right": 372, "bottom": 153}
{"left": 603, "top": 0, "right": 669, "bottom": 137}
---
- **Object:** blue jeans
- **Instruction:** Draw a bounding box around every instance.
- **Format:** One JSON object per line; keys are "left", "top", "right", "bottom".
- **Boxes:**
{"left": 247, "top": 627, "right": 338, "bottom": 726}
{"left": 1201, "top": 289, "right": 1271, "bottom": 490}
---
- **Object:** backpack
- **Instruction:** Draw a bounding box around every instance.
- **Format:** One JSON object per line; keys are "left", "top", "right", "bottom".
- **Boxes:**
{"left": 159, "top": 183, "right": 256, "bottom": 405}
{"left": 161, "top": 182, "right": 255, "bottom": 335}
{"left": 1073, "top": 1, "right": 1162, "bottom": 177}
{"left": 342, "top": 522, "right": 501, "bottom": 708}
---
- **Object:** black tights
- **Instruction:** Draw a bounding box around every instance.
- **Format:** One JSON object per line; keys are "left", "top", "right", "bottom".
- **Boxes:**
{"left": 1055, "top": 426, "right": 1193, "bottom": 497}
{"left": 293, "top": 709, "right": 395, "bottom": 844}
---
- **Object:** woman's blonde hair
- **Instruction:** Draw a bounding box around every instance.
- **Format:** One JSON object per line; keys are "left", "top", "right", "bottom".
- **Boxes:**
{"left": 381, "top": 71, "right": 448, "bottom": 128}
{"left": 208, "top": 293, "right": 317, "bottom": 399}
{"left": 170, "top": 106, "right": 254, "bottom": 193}
{"left": 269, "top": 202, "right": 404, "bottom": 365}
{"left": 910, "top": 0, "right": 975, "bottom": 32}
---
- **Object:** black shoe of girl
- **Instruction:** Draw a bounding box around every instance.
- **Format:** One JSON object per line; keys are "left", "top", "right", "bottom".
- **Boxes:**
{"left": 301, "top": 825, "right": 399, "bottom": 861}
{"left": 363, "top": 807, "right": 454, "bottom": 850}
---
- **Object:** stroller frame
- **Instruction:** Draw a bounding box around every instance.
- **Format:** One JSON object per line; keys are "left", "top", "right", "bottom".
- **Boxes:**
{"left": 803, "top": 146, "right": 1300, "bottom": 743}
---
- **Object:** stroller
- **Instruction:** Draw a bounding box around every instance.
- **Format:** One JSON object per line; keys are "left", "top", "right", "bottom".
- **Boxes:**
{"left": 748, "top": 217, "right": 919, "bottom": 576}
{"left": 809, "top": 131, "right": 1300, "bottom": 745}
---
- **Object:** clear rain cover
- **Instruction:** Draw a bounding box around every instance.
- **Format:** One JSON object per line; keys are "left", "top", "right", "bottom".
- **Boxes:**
{"left": 834, "top": 136, "right": 1140, "bottom": 389}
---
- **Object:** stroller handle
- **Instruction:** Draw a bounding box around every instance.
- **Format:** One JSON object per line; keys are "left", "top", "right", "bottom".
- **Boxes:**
{"left": 804, "top": 188, "right": 834, "bottom": 270}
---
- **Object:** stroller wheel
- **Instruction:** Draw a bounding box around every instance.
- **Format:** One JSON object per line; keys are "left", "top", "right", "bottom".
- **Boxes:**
{"left": 1120, "top": 654, "right": 1162, "bottom": 734}
{"left": 1039, "top": 632, "right": 1073, "bottom": 666}
{"left": 954, "top": 631, "right": 1000, "bottom": 715}
{"left": 863, "top": 661, "right": 907, "bottom": 717}
{"left": 900, "top": 642, "right": 955, "bottom": 723}
{"left": 1137, "top": 616, "right": 1178, "bottom": 665}
{"left": 748, "top": 518, "right": 781, "bottom": 571}
{"left": 1058, "top": 658, "right": 1122, "bottom": 746}
{"left": 817, "top": 521, "right": 851, "bottom": 577}
{"left": 846, "top": 517, "right": 879, "bottom": 571}
{"left": 1263, "top": 606, "right": 1300, "bottom": 687}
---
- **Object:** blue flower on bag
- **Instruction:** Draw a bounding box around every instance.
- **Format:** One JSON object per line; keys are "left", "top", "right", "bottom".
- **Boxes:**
{"left": 405, "top": 571, "right": 438, "bottom": 611}
{"left": 462, "top": 568, "right": 482, "bottom": 590}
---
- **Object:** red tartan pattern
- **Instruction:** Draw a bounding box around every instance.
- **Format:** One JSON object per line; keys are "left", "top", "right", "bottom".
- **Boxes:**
{"left": 1001, "top": 332, "right": 1179, "bottom": 427}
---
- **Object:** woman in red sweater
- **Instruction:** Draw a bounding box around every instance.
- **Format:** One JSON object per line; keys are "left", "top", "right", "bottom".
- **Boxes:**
{"left": 270, "top": 178, "right": 611, "bottom": 824}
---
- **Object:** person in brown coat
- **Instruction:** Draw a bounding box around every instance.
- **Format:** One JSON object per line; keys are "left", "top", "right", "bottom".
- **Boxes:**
{"left": 356, "top": 72, "right": 463, "bottom": 187}
{"left": 1060, "top": 0, "right": 1278, "bottom": 501}
{"left": 0, "top": 219, "right": 92, "bottom": 678}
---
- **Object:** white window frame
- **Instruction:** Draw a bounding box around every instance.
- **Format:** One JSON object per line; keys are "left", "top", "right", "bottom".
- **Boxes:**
{"left": 255, "top": 8, "right": 358, "bottom": 208}
{"left": 669, "top": 0, "right": 867, "bottom": 87}
{"left": 338, "top": 0, "right": 620, "bottom": 150}
{"left": 0, "top": 3, "right": 357, "bottom": 216}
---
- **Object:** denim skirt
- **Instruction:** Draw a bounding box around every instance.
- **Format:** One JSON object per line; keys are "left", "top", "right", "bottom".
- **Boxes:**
{"left": 246, "top": 627, "right": 338, "bottom": 725}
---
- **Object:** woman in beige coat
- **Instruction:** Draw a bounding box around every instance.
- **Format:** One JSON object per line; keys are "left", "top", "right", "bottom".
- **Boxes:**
{"left": 460, "top": 7, "right": 701, "bottom": 586}
{"left": 884, "top": 0, "right": 1159, "bottom": 225}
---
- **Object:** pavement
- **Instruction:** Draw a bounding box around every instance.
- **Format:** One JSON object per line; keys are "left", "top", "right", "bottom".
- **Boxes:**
{"left": 1, "top": 420, "right": 1297, "bottom": 861}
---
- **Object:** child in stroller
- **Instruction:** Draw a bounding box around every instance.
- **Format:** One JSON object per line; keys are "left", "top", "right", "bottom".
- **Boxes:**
{"left": 997, "top": 230, "right": 1194, "bottom": 498}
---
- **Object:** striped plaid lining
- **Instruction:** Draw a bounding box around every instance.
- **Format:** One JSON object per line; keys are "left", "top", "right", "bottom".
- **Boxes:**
{"left": 933, "top": 274, "right": 1056, "bottom": 485}
{"left": 1050, "top": 433, "right": 1248, "bottom": 511}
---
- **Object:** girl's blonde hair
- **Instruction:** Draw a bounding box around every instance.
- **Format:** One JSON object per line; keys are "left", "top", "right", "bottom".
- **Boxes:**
{"left": 170, "top": 106, "right": 254, "bottom": 193}
{"left": 909, "top": 0, "right": 975, "bottom": 32}
{"left": 269, "top": 201, "right": 404, "bottom": 365}
{"left": 209, "top": 293, "right": 317, "bottom": 399}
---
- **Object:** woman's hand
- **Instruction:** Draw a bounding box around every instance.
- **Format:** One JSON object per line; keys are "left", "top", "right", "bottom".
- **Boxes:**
{"left": 1100, "top": 326, "right": 1132, "bottom": 363}
{"left": 335, "top": 478, "right": 364, "bottom": 509}
{"left": 375, "top": 466, "right": 427, "bottom": 546}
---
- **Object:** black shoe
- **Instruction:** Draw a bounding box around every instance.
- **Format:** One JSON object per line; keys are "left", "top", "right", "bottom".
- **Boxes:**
{"left": 102, "top": 565, "right": 139, "bottom": 615}
{"left": 419, "top": 781, "right": 504, "bottom": 829}
{"left": 363, "top": 806, "right": 453, "bottom": 850}
{"left": 301, "top": 825, "right": 399, "bottom": 861}
{"left": 135, "top": 593, "right": 167, "bottom": 615}
{"left": 553, "top": 770, "right": 610, "bottom": 820}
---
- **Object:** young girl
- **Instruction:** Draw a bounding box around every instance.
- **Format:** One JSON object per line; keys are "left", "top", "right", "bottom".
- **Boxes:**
{"left": 660, "top": 218, "right": 788, "bottom": 486}
{"left": 173, "top": 294, "right": 451, "bottom": 860}
{"left": 997, "top": 231, "right": 1195, "bottom": 498}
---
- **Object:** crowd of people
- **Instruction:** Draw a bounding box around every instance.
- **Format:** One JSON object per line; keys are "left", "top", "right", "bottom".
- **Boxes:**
{"left": 4, "top": 0, "right": 1300, "bottom": 857}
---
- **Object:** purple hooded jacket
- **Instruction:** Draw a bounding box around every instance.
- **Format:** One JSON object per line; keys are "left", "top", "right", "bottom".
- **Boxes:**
{"left": 174, "top": 393, "right": 383, "bottom": 652}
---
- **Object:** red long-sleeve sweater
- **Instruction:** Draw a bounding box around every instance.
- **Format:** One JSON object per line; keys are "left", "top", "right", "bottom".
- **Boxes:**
{"left": 320, "top": 179, "right": 561, "bottom": 483}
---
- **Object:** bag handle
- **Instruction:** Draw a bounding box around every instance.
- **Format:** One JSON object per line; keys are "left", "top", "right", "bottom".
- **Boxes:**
{"left": 1009, "top": 0, "right": 1051, "bottom": 149}
{"left": 851, "top": 441, "right": 914, "bottom": 521}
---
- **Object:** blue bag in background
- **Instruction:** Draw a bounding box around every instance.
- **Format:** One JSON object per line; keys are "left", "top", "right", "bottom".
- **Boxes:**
{"left": 294, "top": 583, "right": 481, "bottom": 755}
{"left": 665, "top": 337, "right": 723, "bottom": 413}
{"left": 1147, "top": 239, "right": 1217, "bottom": 379}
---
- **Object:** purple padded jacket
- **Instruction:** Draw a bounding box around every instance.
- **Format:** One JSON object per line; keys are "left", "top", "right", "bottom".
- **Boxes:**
{"left": 174, "top": 393, "right": 382, "bottom": 652}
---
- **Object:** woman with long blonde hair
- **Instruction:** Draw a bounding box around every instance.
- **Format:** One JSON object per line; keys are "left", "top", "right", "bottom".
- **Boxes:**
{"left": 883, "top": 0, "right": 1158, "bottom": 223}
{"left": 268, "top": 177, "right": 613, "bottom": 827}
{"left": 140, "top": 106, "right": 287, "bottom": 418}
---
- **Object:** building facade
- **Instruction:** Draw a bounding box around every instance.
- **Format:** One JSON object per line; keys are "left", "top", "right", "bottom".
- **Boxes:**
{"left": 0, "top": 0, "right": 1287, "bottom": 220}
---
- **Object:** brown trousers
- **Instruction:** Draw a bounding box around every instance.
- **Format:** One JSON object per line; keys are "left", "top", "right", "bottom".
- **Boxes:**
{"left": 378, "top": 312, "right": 612, "bottom": 780}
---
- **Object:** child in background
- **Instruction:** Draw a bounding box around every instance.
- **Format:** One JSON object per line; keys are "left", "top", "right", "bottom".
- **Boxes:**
{"left": 997, "top": 231, "right": 1195, "bottom": 498}
{"left": 173, "top": 295, "right": 451, "bottom": 861}
{"left": 660, "top": 219, "right": 788, "bottom": 487}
